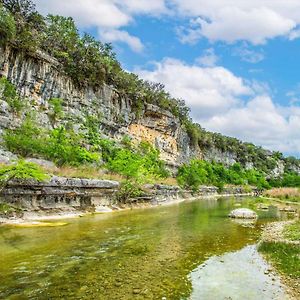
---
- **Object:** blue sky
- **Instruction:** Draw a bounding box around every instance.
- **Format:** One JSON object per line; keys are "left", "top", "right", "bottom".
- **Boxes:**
{"left": 34, "top": 0, "right": 300, "bottom": 156}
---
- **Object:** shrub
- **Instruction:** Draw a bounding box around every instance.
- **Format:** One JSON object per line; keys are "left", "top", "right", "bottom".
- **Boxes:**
{"left": 0, "top": 5, "right": 16, "bottom": 44}
{"left": 45, "top": 127, "right": 100, "bottom": 166}
{"left": 4, "top": 116, "right": 46, "bottom": 156}
{"left": 0, "top": 159, "right": 49, "bottom": 191}
{"left": 3, "top": 119, "right": 100, "bottom": 166}
{"left": 177, "top": 159, "right": 270, "bottom": 191}
{"left": 0, "top": 77, "right": 25, "bottom": 114}
{"left": 114, "top": 180, "right": 143, "bottom": 203}
{"left": 106, "top": 141, "right": 169, "bottom": 182}
{"left": 48, "top": 98, "right": 64, "bottom": 126}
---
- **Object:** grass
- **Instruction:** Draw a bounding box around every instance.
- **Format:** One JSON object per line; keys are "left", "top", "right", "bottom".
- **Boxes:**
{"left": 258, "top": 242, "right": 300, "bottom": 279}
{"left": 284, "top": 221, "right": 300, "bottom": 241}
{"left": 264, "top": 188, "right": 300, "bottom": 203}
{"left": 0, "top": 203, "right": 22, "bottom": 215}
{"left": 50, "top": 165, "right": 179, "bottom": 186}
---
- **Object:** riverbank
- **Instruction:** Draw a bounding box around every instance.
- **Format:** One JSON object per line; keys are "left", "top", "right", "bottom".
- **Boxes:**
{"left": 258, "top": 220, "right": 300, "bottom": 299}
{"left": 0, "top": 176, "right": 255, "bottom": 226}
{"left": 0, "top": 191, "right": 253, "bottom": 226}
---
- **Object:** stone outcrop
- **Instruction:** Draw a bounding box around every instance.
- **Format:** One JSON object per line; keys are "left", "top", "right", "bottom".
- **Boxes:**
{"left": 0, "top": 46, "right": 295, "bottom": 176}
{"left": 0, "top": 46, "right": 197, "bottom": 169}
{"left": 2, "top": 177, "right": 120, "bottom": 211}
{"left": 0, "top": 177, "right": 255, "bottom": 219}
{"left": 229, "top": 208, "right": 258, "bottom": 219}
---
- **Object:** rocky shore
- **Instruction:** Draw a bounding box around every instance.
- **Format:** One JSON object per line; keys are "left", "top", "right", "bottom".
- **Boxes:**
{"left": 259, "top": 220, "right": 300, "bottom": 299}
{"left": 0, "top": 177, "right": 254, "bottom": 225}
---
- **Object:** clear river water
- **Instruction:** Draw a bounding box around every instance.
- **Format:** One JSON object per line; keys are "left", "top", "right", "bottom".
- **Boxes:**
{"left": 0, "top": 197, "right": 290, "bottom": 299}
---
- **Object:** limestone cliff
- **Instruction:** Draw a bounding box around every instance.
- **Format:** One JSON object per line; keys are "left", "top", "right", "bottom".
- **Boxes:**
{"left": 0, "top": 46, "right": 201, "bottom": 169}
{"left": 0, "top": 46, "right": 295, "bottom": 176}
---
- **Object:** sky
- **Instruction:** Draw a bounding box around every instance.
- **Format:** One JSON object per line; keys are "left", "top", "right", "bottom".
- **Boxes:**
{"left": 33, "top": 0, "right": 300, "bottom": 157}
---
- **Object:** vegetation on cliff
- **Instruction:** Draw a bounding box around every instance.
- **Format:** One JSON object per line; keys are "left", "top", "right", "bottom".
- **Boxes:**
{"left": 0, "top": 159, "right": 48, "bottom": 191}
{"left": 1, "top": 0, "right": 300, "bottom": 193}
{"left": 177, "top": 160, "right": 269, "bottom": 191}
{"left": 1, "top": 0, "right": 298, "bottom": 176}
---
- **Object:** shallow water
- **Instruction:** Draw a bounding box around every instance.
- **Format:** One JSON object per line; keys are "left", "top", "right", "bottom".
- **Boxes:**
{"left": 0, "top": 197, "right": 289, "bottom": 299}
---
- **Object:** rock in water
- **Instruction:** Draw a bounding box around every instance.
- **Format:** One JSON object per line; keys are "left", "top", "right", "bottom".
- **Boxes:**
{"left": 229, "top": 208, "right": 257, "bottom": 219}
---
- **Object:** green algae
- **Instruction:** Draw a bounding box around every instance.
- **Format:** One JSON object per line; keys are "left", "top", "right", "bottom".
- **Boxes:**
{"left": 0, "top": 197, "right": 289, "bottom": 299}
{"left": 8, "top": 221, "right": 68, "bottom": 228}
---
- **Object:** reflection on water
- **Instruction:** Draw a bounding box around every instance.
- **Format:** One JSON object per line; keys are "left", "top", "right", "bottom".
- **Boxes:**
{"left": 0, "top": 197, "right": 290, "bottom": 299}
{"left": 189, "top": 245, "right": 287, "bottom": 300}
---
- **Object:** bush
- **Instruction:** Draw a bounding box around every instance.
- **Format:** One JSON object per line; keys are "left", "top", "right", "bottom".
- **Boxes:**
{"left": 0, "top": 5, "right": 16, "bottom": 44}
{"left": 177, "top": 159, "right": 270, "bottom": 191}
{"left": 48, "top": 98, "right": 64, "bottom": 126}
{"left": 4, "top": 116, "right": 46, "bottom": 156}
{"left": 0, "top": 159, "right": 49, "bottom": 191}
{"left": 3, "top": 118, "right": 100, "bottom": 166}
{"left": 0, "top": 77, "right": 25, "bottom": 114}
{"left": 114, "top": 180, "right": 143, "bottom": 203}
{"left": 106, "top": 141, "right": 169, "bottom": 182}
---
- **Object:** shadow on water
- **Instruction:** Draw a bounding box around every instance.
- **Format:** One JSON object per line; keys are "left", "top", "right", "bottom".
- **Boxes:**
{"left": 0, "top": 197, "right": 291, "bottom": 299}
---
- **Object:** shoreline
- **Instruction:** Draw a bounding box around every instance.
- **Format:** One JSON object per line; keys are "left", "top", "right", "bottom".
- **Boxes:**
{"left": 259, "top": 196, "right": 300, "bottom": 206}
{"left": 259, "top": 220, "right": 300, "bottom": 300}
{"left": 0, "top": 192, "right": 252, "bottom": 226}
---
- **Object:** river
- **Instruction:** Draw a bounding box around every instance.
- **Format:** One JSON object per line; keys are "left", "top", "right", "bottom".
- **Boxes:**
{"left": 0, "top": 197, "right": 290, "bottom": 299}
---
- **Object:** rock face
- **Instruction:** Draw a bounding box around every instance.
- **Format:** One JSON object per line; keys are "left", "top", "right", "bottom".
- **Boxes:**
{"left": 0, "top": 46, "right": 294, "bottom": 175}
{"left": 2, "top": 177, "right": 120, "bottom": 211}
{"left": 0, "top": 46, "right": 198, "bottom": 169}
{"left": 229, "top": 208, "right": 257, "bottom": 219}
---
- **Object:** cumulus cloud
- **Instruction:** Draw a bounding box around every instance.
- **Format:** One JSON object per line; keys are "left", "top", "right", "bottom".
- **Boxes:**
{"left": 33, "top": 0, "right": 166, "bottom": 51}
{"left": 136, "top": 58, "right": 300, "bottom": 154}
{"left": 136, "top": 58, "right": 251, "bottom": 118}
{"left": 196, "top": 48, "right": 219, "bottom": 67}
{"left": 100, "top": 30, "right": 144, "bottom": 53}
{"left": 33, "top": 0, "right": 300, "bottom": 49}
{"left": 174, "top": 1, "right": 300, "bottom": 44}
{"left": 233, "top": 45, "right": 265, "bottom": 64}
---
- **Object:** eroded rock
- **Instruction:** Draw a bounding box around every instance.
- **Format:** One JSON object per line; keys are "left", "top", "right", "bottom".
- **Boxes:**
{"left": 229, "top": 208, "right": 257, "bottom": 219}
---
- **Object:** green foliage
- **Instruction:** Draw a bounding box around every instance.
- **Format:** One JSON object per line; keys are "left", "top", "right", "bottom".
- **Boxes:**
{"left": 106, "top": 141, "right": 169, "bottom": 182}
{"left": 258, "top": 242, "right": 300, "bottom": 279}
{"left": 177, "top": 160, "right": 208, "bottom": 192}
{"left": 0, "top": 4, "right": 16, "bottom": 44}
{"left": 4, "top": 116, "right": 45, "bottom": 156}
{"left": 0, "top": 159, "right": 49, "bottom": 191}
{"left": 269, "top": 172, "right": 300, "bottom": 188}
{"left": 81, "top": 113, "right": 102, "bottom": 146}
{"left": 48, "top": 98, "right": 64, "bottom": 126}
{"left": 3, "top": 0, "right": 300, "bottom": 176}
{"left": 284, "top": 221, "right": 300, "bottom": 241}
{"left": 46, "top": 127, "right": 100, "bottom": 166}
{"left": 3, "top": 118, "right": 100, "bottom": 166}
{"left": 115, "top": 180, "right": 143, "bottom": 203}
{"left": 0, "top": 77, "right": 25, "bottom": 114}
{"left": 177, "top": 160, "right": 270, "bottom": 191}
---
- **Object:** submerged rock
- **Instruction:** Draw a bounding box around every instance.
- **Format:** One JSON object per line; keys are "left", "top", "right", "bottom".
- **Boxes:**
{"left": 229, "top": 208, "right": 257, "bottom": 219}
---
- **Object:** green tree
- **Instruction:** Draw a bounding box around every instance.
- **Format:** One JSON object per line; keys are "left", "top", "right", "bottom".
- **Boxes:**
{"left": 0, "top": 5, "right": 16, "bottom": 44}
{"left": 0, "top": 159, "right": 49, "bottom": 191}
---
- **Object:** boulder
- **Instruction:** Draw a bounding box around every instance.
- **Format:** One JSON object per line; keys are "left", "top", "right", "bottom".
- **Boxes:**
{"left": 229, "top": 208, "right": 257, "bottom": 219}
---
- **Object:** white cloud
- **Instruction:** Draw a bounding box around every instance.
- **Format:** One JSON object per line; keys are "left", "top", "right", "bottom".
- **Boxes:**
{"left": 289, "top": 28, "right": 300, "bottom": 40}
{"left": 203, "top": 96, "right": 300, "bottom": 154}
{"left": 173, "top": 1, "right": 300, "bottom": 44}
{"left": 136, "top": 58, "right": 251, "bottom": 118}
{"left": 233, "top": 45, "right": 265, "bottom": 64}
{"left": 33, "top": 0, "right": 300, "bottom": 49}
{"left": 196, "top": 48, "right": 219, "bottom": 67}
{"left": 136, "top": 57, "right": 300, "bottom": 154}
{"left": 33, "top": 0, "right": 166, "bottom": 51}
{"left": 100, "top": 29, "right": 144, "bottom": 52}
